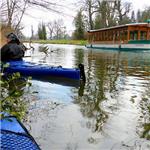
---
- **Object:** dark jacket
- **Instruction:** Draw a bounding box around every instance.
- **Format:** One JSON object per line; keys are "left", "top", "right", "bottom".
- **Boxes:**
{"left": 1, "top": 41, "right": 25, "bottom": 61}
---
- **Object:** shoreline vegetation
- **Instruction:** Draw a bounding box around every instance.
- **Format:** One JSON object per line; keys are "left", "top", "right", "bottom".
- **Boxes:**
{"left": 24, "top": 40, "right": 87, "bottom": 46}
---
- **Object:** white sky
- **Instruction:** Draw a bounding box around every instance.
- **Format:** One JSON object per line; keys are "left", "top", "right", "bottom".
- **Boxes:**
{"left": 22, "top": 0, "right": 150, "bottom": 37}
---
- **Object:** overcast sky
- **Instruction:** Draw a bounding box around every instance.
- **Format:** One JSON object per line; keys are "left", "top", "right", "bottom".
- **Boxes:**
{"left": 22, "top": 0, "right": 150, "bottom": 37}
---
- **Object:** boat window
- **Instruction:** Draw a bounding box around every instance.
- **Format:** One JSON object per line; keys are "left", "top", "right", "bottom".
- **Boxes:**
{"left": 140, "top": 31, "right": 147, "bottom": 40}
{"left": 103, "top": 31, "right": 105, "bottom": 41}
{"left": 130, "top": 31, "right": 138, "bottom": 40}
{"left": 130, "top": 31, "right": 133, "bottom": 40}
{"left": 94, "top": 33, "right": 96, "bottom": 41}
{"left": 116, "top": 31, "right": 119, "bottom": 41}
{"left": 98, "top": 32, "right": 100, "bottom": 41}
{"left": 110, "top": 31, "right": 112, "bottom": 41}
{"left": 120, "top": 31, "right": 122, "bottom": 40}
{"left": 106, "top": 31, "right": 108, "bottom": 41}
{"left": 100, "top": 32, "right": 102, "bottom": 40}
{"left": 123, "top": 30, "right": 127, "bottom": 41}
{"left": 89, "top": 34, "right": 93, "bottom": 42}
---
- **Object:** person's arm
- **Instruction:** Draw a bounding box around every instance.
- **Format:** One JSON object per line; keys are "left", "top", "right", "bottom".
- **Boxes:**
{"left": 19, "top": 43, "right": 28, "bottom": 51}
{"left": 1, "top": 44, "right": 10, "bottom": 61}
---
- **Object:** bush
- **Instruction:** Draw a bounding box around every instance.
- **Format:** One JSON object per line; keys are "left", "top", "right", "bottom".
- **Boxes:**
{"left": 0, "top": 62, "right": 32, "bottom": 120}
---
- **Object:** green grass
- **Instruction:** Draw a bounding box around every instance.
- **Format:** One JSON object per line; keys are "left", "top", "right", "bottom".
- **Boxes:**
{"left": 30, "top": 39, "right": 87, "bottom": 46}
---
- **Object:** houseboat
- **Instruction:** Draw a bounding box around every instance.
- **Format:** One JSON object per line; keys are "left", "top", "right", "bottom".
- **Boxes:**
{"left": 86, "top": 22, "right": 150, "bottom": 50}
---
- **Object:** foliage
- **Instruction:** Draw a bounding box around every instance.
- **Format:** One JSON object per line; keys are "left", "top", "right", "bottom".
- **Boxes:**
{"left": 94, "top": 0, "right": 117, "bottom": 29}
{"left": 73, "top": 10, "right": 86, "bottom": 40}
{"left": 115, "top": 0, "right": 132, "bottom": 25}
{"left": 131, "top": 11, "right": 136, "bottom": 23}
{"left": 136, "top": 7, "right": 150, "bottom": 23}
{"left": 77, "top": 0, "right": 96, "bottom": 30}
{"left": 139, "top": 7, "right": 150, "bottom": 22}
{"left": 141, "top": 123, "right": 150, "bottom": 140}
{"left": 38, "top": 22, "right": 47, "bottom": 40}
{"left": 0, "top": 63, "right": 32, "bottom": 120}
{"left": 119, "top": 15, "right": 131, "bottom": 25}
{"left": 136, "top": 9, "right": 141, "bottom": 22}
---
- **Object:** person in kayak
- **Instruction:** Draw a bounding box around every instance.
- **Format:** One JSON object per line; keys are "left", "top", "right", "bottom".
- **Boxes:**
{"left": 1, "top": 33, "right": 26, "bottom": 61}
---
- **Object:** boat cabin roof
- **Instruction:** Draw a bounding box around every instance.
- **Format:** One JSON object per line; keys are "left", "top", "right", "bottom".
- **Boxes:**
{"left": 88, "top": 23, "right": 149, "bottom": 33}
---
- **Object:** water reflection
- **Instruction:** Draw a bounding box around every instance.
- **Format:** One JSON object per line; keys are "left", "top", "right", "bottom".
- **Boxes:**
{"left": 24, "top": 45, "right": 150, "bottom": 149}
{"left": 140, "top": 80, "right": 150, "bottom": 140}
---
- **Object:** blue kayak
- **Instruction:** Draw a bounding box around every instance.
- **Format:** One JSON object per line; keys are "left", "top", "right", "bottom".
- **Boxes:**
{"left": 0, "top": 116, "right": 40, "bottom": 150}
{"left": 4, "top": 61, "right": 85, "bottom": 81}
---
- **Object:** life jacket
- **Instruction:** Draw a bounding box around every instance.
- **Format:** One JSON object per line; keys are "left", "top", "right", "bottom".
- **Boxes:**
{"left": 1, "top": 41, "right": 25, "bottom": 61}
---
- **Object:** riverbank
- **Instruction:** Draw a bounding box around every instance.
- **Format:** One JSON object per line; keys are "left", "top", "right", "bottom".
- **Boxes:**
{"left": 27, "top": 40, "right": 87, "bottom": 46}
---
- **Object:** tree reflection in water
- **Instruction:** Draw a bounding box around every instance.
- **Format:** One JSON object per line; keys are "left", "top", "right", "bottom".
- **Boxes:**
{"left": 73, "top": 49, "right": 150, "bottom": 139}
{"left": 140, "top": 80, "right": 150, "bottom": 140}
{"left": 73, "top": 49, "right": 122, "bottom": 133}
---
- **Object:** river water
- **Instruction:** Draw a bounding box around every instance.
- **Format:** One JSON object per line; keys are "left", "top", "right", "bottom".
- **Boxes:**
{"left": 24, "top": 44, "right": 150, "bottom": 150}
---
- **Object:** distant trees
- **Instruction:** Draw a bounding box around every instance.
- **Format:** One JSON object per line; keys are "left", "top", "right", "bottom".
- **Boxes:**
{"left": 0, "top": 0, "right": 65, "bottom": 34}
{"left": 75, "top": 0, "right": 150, "bottom": 32}
{"left": 53, "top": 19, "right": 66, "bottom": 40}
{"left": 115, "top": 0, "right": 132, "bottom": 25}
{"left": 136, "top": 10, "right": 141, "bottom": 23}
{"left": 77, "top": 0, "right": 97, "bottom": 30}
{"left": 134, "top": 7, "right": 150, "bottom": 23}
{"left": 73, "top": 10, "right": 86, "bottom": 40}
{"left": 131, "top": 11, "right": 136, "bottom": 23}
{"left": 38, "top": 23, "right": 47, "bottom": 40}
{"left": 30, "top": 19, "right": 68, "bottom": 40}
{"left": 47, "top": 19, "right": 67, "bottom": 40}
{"left": 75, "top": 0, "right": 132, "bottom": 30}
{"left": 94, "top": 0, "right": 117, "bottom": 29}
{"left": 47, "top": 22, "right": 54, "bottom": 40}
{"left": 137, "top": 7, "right": 150, "bottom": 22}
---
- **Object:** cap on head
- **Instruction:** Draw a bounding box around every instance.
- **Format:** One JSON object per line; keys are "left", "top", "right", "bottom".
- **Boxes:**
{"left": 6, "top": 32, "right": 20, "bottom": 44}
{"left": 6, "top": 33, "right": 18, "bottom": 41}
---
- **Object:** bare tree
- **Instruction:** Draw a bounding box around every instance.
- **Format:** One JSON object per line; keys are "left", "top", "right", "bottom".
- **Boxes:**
{"left": 47, "top": 22, "right": 54, "bottom": 40}
{"left": 76, "top": 0, "right": 132, "bottom": 29}
{"left": 84, "top": 0, "right": 97, "bottom": 30}
{"left": 47, "top": 19, "right": 66, "bottom": 40}
{"left": 0, "top": 0, "right": 65, "bottom": 33}
{"left": 115, "top": 0, "right": 132, "bottom": 25}
{"left": 76, "top": 0, "right": 118, "bottom": 30}
{"left": 53, "top": 19, "right": 66, "bottom": 39}
{"left": 131, "top": 10, "right": 136, "bottom": 23}
{"left": 95, "top": 0, "right": 117, "bottom": 28}
{"left": 76, "top": 0, "right": 97, "bottom": 30}
{"left": 1, "top": 0, "right": 28, "bottom": 28}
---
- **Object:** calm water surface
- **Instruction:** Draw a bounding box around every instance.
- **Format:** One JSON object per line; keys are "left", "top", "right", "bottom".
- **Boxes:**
{"left": 24, "top": 44, "right": 150, "bottom": 150}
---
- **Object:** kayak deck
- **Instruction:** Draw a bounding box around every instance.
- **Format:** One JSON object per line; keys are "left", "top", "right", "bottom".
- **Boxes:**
{"left": 0, "top": 116, "right": 40, "bottom": 150}
{"left": 5, "top": 61, "right": 81, "bottom": 80}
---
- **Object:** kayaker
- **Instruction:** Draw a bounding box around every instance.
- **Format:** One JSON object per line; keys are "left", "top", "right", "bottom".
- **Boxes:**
{"left": 1, "top": 33, "right": 26, "bottom": 61}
